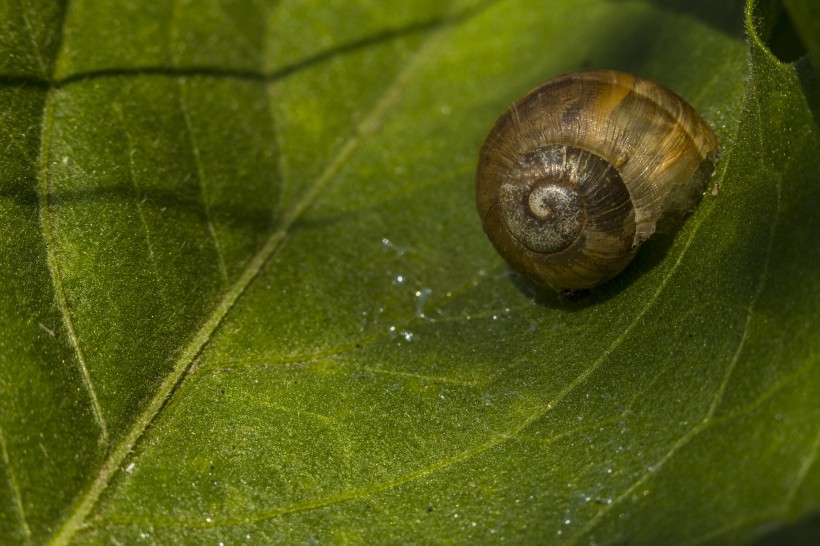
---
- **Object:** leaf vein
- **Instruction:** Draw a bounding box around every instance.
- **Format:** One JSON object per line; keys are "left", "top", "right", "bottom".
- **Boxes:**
{"left": 711, "top": 356, "right": 818, "bottom": 428}
{"left": 682, "top": 511, "right": 778, "bottom": 546}
{"left": 356, "top": 366, "right": 479, "bottom": 387}
{"left": 119, "top": 114, "right": 165, "bottom": 303}
{"left": 36, "top": 94, "right": 109, "bottom": 445}
{"left": 783, "top": 423, "right": 820, "bottom": 510}
{"left": 0, "top": 423, "right": 32, "bottom": 543}
{"left": 259, "top": 402, "right": 354, "bottom": 468}
{"left": 178, "top": 79, "right": 229, "bottom": 286}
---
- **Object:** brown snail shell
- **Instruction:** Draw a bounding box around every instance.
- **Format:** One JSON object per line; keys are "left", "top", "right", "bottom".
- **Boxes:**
{"left": 476, "top": 70, "right": 719, "bottom": 292}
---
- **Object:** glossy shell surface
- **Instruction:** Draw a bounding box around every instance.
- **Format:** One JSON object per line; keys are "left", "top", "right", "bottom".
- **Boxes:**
{"left": 476, "top": 70, "right": 719, "bottom": 291}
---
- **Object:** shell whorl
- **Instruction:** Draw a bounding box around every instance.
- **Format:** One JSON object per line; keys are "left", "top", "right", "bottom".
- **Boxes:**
{"left": 489, "top": 144, "right": 637, "bottom": 291}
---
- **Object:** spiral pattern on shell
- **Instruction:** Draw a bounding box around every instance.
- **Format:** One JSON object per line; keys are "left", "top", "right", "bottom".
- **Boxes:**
{"left": 476, "top": 70, "right": 719, "bottom": 292}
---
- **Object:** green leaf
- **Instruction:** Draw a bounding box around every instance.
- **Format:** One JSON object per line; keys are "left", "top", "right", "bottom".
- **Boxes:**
{"left": 784, "top": 0, "right": 820, "bottom": 68}
{"left": 1, "top": 0, "right": 818, "bottom": 544}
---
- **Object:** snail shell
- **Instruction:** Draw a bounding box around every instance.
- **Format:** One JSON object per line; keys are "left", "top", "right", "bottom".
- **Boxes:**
{"left": 476, "top": 70, "right": 719, "bottom": 292}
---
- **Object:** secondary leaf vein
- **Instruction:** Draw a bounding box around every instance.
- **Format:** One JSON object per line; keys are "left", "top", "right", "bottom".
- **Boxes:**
{"left": 36, "top": 94, "right": 109, "bottom": 445}
{"left": 0, "top": 423, "right": 31, "bottom": 542}
{"left": 783, "top": 423, "right": 820, "bottom": 510}
{"left": 119, "top": 114, "right": 165, "bottom": 303}
{"left": 178, "top": 79, "right": 229, "bottom": 286}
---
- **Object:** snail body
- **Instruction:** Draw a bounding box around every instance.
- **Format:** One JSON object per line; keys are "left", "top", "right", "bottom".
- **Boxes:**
{"left": 476, "top": 70, "right": 719, "bottom": 292}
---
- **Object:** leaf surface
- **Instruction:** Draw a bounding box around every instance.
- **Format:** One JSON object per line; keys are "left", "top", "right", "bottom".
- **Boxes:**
{"left": 1, "top": 0, "right": 819, "bottom": 544}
